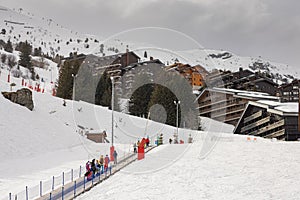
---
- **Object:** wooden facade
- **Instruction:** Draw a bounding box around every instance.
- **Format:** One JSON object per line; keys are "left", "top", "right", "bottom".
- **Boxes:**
{"left": 278, "top": 79, "right": 300, "bottom": 102}
{"left": 166, "top": 63, "right": 208, "bottom": 91}
{"left": 196, "top": 88, "right": 279, "bottom": 126}
{"left": 86, "top": 131, "right": 107, "bottom": 143}
{"left": 206, "top": 68, "right": 278, "bottom": 96}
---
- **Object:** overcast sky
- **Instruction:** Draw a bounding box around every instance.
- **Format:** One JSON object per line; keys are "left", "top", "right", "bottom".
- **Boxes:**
{"left": 1, "top": 0, "right": 300, "bottom": 67}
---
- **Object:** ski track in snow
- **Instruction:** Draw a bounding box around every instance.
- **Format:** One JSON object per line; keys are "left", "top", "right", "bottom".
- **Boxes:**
{"left": 77, "top": 140, "right": 300, "bottom": 200}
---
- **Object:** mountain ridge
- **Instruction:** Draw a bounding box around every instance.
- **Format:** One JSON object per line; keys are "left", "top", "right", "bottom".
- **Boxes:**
{"left": 0, "top": 5, "right": 298, "bottom": 84}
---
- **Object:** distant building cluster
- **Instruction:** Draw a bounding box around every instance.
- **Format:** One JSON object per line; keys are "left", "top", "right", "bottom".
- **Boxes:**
{"left": 66, "top": 50, "right": 300, "bottom": 142}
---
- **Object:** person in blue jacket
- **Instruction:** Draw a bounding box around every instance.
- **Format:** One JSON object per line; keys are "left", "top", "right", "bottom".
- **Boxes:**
{"left": 113, "top": 150, "right": 118, "bottom": 165}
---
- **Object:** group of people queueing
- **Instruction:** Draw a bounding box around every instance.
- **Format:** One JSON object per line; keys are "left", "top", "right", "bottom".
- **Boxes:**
{"left": 133, "top": 137, "right": 150, "bottom": 153}
{"left": 85, "top": 150, "right": 118, "bottom": 180}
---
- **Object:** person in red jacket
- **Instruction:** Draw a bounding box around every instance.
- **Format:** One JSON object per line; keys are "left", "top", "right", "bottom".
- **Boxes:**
{"left": 104, "top": 154, "right": 110, "bottom": 172}
{"left": 145, "top": 137, "right": 150, "bottom": 147}
{"left": 85, "top": 161, "right": 93, "bottom": 180}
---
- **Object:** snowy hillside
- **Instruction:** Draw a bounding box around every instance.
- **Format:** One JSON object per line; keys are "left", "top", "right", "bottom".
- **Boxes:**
{"left": 1, "top": 5, "right": 298, "bottom": 85}
{"left": 0, "top": 64, "right": 235, "bottom": 197}
{"left": 0, "top": 5, "right": 138, "bottom": 58}
{"left": 0, "top": 6, "right": 100, "bottom": 57}
{"left": 2, "top": 68, "right": 300, "bottom": 199}
{"left": 177, "top": 49, "right": 299, "bottom": 84}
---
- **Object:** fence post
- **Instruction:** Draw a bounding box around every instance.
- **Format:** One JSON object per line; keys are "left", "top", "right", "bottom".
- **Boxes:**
{"left": 40, "top": 181, "right": 42, "bottom": 197}
{"left": 71, "top": 169, "right": 74, "bottom": 182}
{"left": 9, "top": 193, "right": 12, "bottom": 200}
{"left": 62, "top": 172, "right": 65, "bottom": 186}
{"left": 52, "top": 176, "right": 55, "bottom": 191}
{"left": 62, "top": 186, "right": 64, "bottom": 200}
{"left": 50, "top": 193, "right": 52, "bottom": 200}
{"left": 79, "top": 166, "right": 82, "bottom": 177}
{"left": 83, "top": 177, "right": 86, "bottom": 191}
{"left": 26, "top": 186, "right": 28, "bottom": 200}
{"left": 14, "top": 195, "right": 17, "bottom": 200}
{"left": 74, "top": 181, "right": 77, "bottom": 197}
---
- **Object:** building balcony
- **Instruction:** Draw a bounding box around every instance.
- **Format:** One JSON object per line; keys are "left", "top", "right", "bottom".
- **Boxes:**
{"left": 125, "top": 73, "right": 135, "bottom": 77}
{"left": 199, "top": 102, "right": 240, "bottom": 115}
{"left": 241, "top": 116, "right": 270, "bottom": 133}
{"left": 250, "top": 119, "right": 285, "bottom": 136}
{"left": 224, "top": 114, "right": 242, "bottom": 123}
{"left": 198, "top": 97, "right": 235, "bottom": 109}
{"left": 244, "top": 110, "right": 263, "bottom": 124}
{"left": 211, "top": 107, "right": 245, "bottom": 119}
{"left": 265, "top": 129, "right": 285, "bottom": 138}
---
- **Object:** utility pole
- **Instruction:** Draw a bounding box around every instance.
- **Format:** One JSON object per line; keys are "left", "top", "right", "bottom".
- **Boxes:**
{"left": 110, "top": 76, "right": 115, "bottom": 161}
{"left": 174, "top": 100, "right": 180, "bottom": 143}
{"left": 72, "top": 73, "right": 77, "bottom": 101}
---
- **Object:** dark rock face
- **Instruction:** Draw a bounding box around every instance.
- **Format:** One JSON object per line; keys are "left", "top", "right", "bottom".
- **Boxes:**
{"left": 2, "top": 88, "right": 34, "bottom": 111}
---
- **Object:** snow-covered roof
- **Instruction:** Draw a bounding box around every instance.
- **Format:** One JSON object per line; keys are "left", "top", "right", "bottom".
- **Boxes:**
{"left": 255, "top": 100, "right": 298, "bottom": 114}
{"left": 87, "top": 130, "right": 104, "bottom": 134}
{"left": 204, "top": 87, "right": 279, "bottom": 100}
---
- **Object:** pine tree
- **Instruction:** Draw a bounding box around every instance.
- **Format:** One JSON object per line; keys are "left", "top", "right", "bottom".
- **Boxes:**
{"left": 1, "top": 54, "right": 7, "bottom": 64}
{"left": 33, "top": 47, "right": 42, "bottom": 56}
{"left": 4, "top": 39, "right": 13, "bottom": 53}
{"left": 19, "top": 41, "right": 32, "bottom": 69}
{"left": 7, "top": 55, "right": 17, "bottom": 69}
{"left": 95, "top": 70, "right": 112, "bottom": 108}
{"left": 1, "top": 28, "right": 6, "bottom": 34}
{"left": 100, "top": 44, "right": 104, "bottom": 53}
{"left": 56, "top": 59, "right": 81, "bottom": 99}
{"left": 148, "top": 84, "right": 179, "bottom": 126}
{"left": 129, "top": 72, "right": 153, "bottom": 116}
{"left": 18, "top": 41, "right": 35, "bottom": 79}
{"left": 74, "top": 61, "right": 97, "bottom": 103}
{"left": 129, "top": 84, "right": 154, "bottom": 116}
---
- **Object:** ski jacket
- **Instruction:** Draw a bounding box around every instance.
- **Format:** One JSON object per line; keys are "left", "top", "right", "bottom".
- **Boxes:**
{"left": 113, "top": 151, "right": 118, "bottom": 158}
{"left": 104, "top": 156, "right": 110, "bottom": 165}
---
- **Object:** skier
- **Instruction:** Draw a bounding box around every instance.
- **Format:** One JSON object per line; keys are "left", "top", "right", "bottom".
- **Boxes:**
{"left": 133, "top": 143, "right": 137, "bottom": 153}
{"left": 137, "top": 140, "right": 140, "bottom": 147}
{"left": 99, "top": 155, "right": 104, "bottom": 172}
{"left": 91, "top": 159, "right": 97, "bottom": 175}
{"left": 104, "top": 154, "right": 110, "bottom": 172}
{"left": 146, "top": 137, "right": 150, "bottom": 147}
{"left": 158, "top": 133, "right": 163, "bottom": 145}
{"left": 169, "top": 138, "right": 173, "bottom": 144}
{"left": 113, "top": 150, "right": 118, "bottom": 165}
{"left": 85, "top": 161, "right": 93, "bottom": 180}
{"left": 85, "top": 161, "right": 90, "bottom": 172}
{"left": 96, "top": 160, "right": 101, "bottom": 174}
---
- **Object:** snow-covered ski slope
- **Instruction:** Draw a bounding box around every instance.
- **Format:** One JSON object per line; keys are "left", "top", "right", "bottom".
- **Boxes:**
{"left": 0, "top": 66, "right": 233, "bottom": 197}
{"left": 77, "top": 134, "right": 300, "bottom": 200}
{"left": 1, "top": 64, "right": 300, "bottom": 200}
